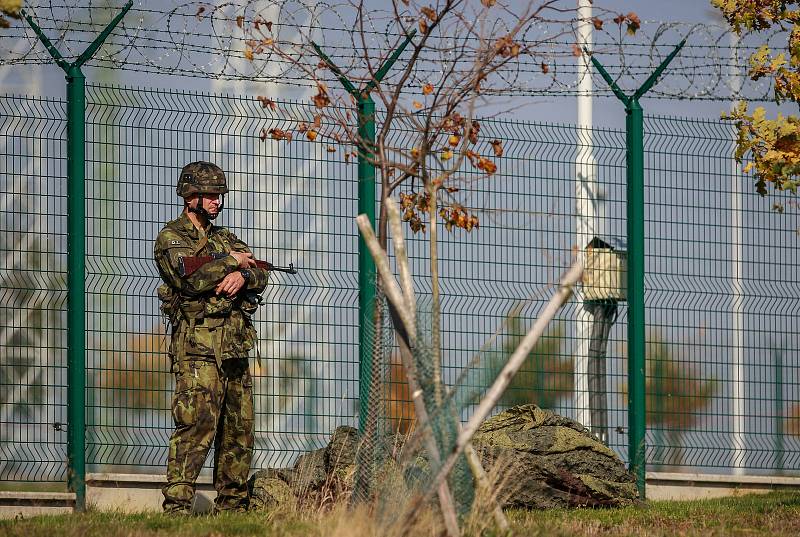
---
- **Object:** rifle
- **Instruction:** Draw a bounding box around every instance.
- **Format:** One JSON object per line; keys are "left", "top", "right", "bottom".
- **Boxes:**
{"left": 179, "top": 253, "right": 298, "bottom": 277}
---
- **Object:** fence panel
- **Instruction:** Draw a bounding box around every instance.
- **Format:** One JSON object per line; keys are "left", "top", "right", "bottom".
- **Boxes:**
{"left": 644, "top": 115, "right": 800, "bottom": 473}
{"left": 0, "top": 94, "right": 68, "bottom": 483}
{"left": 1, "top": 85, "right": 798, "bottom": 483}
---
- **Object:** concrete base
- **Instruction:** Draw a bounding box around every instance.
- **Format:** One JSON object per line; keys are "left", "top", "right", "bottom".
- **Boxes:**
{"left": 86, "top": 473, "right": 216, "bottom": 514}
{"left": 645, "top": 472, "right": 800, "bottom": 501}
{"left": 2, "top": 471, "right": 800, "bottom": 517}
{"left": 0, "top": 491, "right": 74, "bottom": 518}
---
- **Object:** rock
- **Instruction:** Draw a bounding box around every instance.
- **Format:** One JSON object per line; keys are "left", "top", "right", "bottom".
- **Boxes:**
{"left": 325, "top": 426, "right": 359, "bottom": 474}
{"left": 291, "top": 448, "right": 328, "bottom": 493}
{"left": 248, "top": 469, "right": 296, "bottom": 510}
{"left": 472, "top": 404, "right": 639, "bottom": 509}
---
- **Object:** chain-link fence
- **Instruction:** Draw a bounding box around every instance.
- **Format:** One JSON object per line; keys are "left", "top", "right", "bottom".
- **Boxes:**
{"left": 1, "top": 85, "right": 798, "bottom": 490}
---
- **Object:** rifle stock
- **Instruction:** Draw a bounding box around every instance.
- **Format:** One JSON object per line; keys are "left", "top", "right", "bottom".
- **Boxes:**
{"left": 179, "top": 253, "right": 298, "bottom": 277}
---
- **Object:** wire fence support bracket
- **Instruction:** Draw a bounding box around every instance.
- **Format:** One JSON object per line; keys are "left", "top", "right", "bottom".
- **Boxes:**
{"left": 587, "top": 38, "right": 686, "bottom": 499}
{"left": 311, "top": 32, "right": 415, "bottom": 436}
{"left": 20, "top": 0, "right": 133, "bottom": 513}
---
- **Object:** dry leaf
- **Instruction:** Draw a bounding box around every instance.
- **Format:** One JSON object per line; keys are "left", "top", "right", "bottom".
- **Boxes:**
{"left": 592, "top": 17, "right": 603, "bottom": 30}
{"left": 541, "top": 62, "right": 549, "bottom": 74}
{"left": 312, "top": 114, "right": 322, "bottom": 129}
{"left": 419, "top": 18, "right": 428, "bottom": 33}
{"left": 313, "top": 83, "right": 330, "bottom": 108}
{"left": 267, "top": 128, "right": 292, "bottom": 141}
{"left": 306, "top": 130, "right": 318, "bottom": 141}
{"left": 440, "top": 149, "right": 453, "bottom": 161}
{"left": 495, "top": 36, "right": 521, "bottom": 58}
{"left": 236, "top": 15, "right": 244, "bottom": 28}
{"left": 265, "top": 20, "right": 273, "bottom": 32}
{"left": 327, "top": 146, "right": 336, "bottom": 153}
{"left": 422, "top": 83, "right": 434, "bottom": 95}
{"left": 477, "top": 156, "right": 497, "bottom": 174}
{"left": 420, "top": 7, "right": 437, "bottom": 22}
{"left": 257, "top": 96, "right": 277, "bottom": 110}
{"left": 468, "top": 120, "right": 480, "bottom": 144}
{"left": 412, "top": 100, "right": 423, "bottom": 110}
{"left": 572, "top": 44, "right": 582, "bottom": 57}
{"left": 489, "top": 139, "right": 503, "bottom": 157}
{"left": 626, "top": 12, "right": 640, "bottom": 35}
{"left": 195, "top": 6, "right": 206, "bottom": 19}
{"left": 481, "top": 0, "right": 496, "bottom": 6}
{"left": 244, "top": 47, "right": 254, "bottom": 61}
{"left": 297, "top": 122, "right": 308, "bottom": 133}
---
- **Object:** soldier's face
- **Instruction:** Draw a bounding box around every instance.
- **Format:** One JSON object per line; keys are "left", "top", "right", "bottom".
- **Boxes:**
{"left": 191, "top": 194, "right": 222, "bottom": 219}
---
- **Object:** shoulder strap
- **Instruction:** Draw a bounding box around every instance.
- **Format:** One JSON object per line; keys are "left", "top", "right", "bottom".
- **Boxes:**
{"left": 192, "top": 227, "right": 209, "bottom": 255}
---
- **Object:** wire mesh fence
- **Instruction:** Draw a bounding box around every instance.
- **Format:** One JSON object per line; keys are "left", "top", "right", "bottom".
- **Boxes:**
{"left": 0, "top": 84, "right": 798, "bottom": 486}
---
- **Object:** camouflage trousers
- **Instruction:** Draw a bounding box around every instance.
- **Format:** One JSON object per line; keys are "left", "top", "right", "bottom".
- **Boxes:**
{"left": 163, "top": 356, "right": 254, "bottom": 514}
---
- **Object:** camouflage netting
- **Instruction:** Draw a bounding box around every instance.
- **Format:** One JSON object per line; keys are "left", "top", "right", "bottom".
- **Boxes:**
{"left": 249, "top": 293, "right": 636, "bottom": 522}
{"left": 473, "top": 404, "right": 639, "bottom": 509}
{"left": 249, "top": 405, "right": 639, "bottom": 512}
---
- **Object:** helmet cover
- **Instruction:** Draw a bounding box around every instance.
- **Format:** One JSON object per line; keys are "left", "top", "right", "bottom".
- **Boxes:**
{"left": 176, "top": 161, "right": 229, "bottom": 197}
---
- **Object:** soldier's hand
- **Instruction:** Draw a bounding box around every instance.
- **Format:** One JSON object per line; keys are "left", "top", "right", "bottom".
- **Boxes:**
{"left": 216, "top": 271, "right": 246, "bottom": 297}
{"left": 230, "top": 250, "right": 256, "bottom": 269}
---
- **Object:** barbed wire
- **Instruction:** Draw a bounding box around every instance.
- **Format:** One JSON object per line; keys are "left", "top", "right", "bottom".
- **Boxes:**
{"left": 0, "top": 0, "right": 784, "bottom": 101}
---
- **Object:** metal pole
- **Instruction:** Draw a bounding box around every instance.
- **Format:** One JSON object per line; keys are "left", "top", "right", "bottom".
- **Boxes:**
{"left": 65, "top": 65, "right": 87, "bottom": 512}
{"left": 587, "top": 39, "right": 686, "bottom": 499}
{"left": 574, "top": 0, "right": 596, "bottom": 432}
{"left": 729, "top": 29, "right": 746, "bottom": 475}
{"left": 357, "top": 96, "right": 377, "bottom": 433}
{"left": 22, "top": 2, "right": 132, "bottom": 512}
{"left": 626, "top": 98, "right": 646, "bottom": 495}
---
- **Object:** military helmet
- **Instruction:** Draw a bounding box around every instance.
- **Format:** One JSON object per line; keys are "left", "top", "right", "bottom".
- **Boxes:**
{"left": 177, "top": 161, "right": 229, "bottom": 197}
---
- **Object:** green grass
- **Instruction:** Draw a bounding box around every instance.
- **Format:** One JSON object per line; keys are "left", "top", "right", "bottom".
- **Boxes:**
{"left": 2, "top": 492, "right": 799, "bottom": 537}
{"left": 506, "top": 492, "right": 800, "bottom": 536}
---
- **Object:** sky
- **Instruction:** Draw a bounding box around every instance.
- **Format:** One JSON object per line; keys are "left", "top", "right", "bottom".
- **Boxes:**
{"left": 0, "top": 0, "right": 785, "bottom": 130}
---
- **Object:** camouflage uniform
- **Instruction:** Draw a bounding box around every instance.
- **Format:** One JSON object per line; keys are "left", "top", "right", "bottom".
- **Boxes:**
{"left": 154, "top": 162, "right": 269, "bottom": 514}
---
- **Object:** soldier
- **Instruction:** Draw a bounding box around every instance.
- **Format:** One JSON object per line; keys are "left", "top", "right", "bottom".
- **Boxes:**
{"left": 154, "top": 161, "right": 269, "bottom": 515}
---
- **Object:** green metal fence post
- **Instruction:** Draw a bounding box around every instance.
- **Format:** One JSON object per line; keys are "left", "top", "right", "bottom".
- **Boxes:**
{"left": 626, "top": 98, "right": 646, "bottom": 492}
{"left": 312, "top": 32, "right": 415, "bottom": 434}
{"left": 587, "top": 40, "right": 685, "bottom": 498}
{"left": 357, "top": 96, "right": 377, "bottom": 433}
{"left": 65, "top": 64, "right": 87, "bottom": 511}
{"left": 21, "top": 2, "right": 132, "bottom": 512}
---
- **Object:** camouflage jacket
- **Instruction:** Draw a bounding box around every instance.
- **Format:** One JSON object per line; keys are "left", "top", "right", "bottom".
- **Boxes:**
{"left": 154, "top": 212, "right": 269, "bottom": 362}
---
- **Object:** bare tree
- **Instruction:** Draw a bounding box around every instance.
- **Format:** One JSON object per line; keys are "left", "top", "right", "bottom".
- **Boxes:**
{"left": 245, "top": 0, "right": 604, "bottom": 382}
{"left": 241, "top": 1, "right": 607, "bottom": 532}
